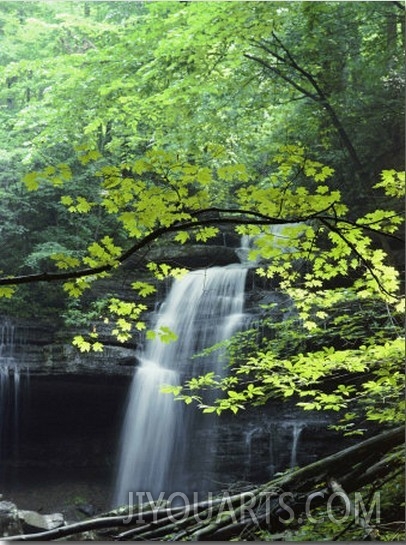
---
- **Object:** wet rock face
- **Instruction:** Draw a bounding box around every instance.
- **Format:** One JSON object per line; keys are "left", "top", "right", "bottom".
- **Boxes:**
{"left": 0, "top": 317, "right": 138, "bottom": 377}
{"left": 139, "top": 242, "right": 240, "bottom": 269}
{"left": 0, "top": 373, "right": 350, "bottom": 507}
{"left": 191, "top": 404, "right": 349, "bottom": 491}
{"left": 0, "top": 374, "right": 130, "bottom": 513}
{"left": 1, "top": 374, "right": 129, "bottom": 471}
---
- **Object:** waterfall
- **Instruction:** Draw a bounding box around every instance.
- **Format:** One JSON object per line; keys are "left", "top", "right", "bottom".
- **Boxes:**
{"left": 0, "top": 320, "right": 27, "bottom": 472}
{"left": 244, "top": 427, "right": 262, "bottom": 479}
{"left": 113, "top": 264, "right": 248, "bottom": 506}
{"left": 289, "top": 423, "right": 304, "bottom": 469}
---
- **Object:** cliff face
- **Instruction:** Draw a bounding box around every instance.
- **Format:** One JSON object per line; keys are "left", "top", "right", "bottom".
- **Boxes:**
{"left": 1, "top": 371, "right": 344, "bottom": 515}
{"left": 0, "top": 237, "right": 246, "bottom": 376}
{"left": 0, "top": 238, "right": 350, "bottom": 515}
{"left": 0, "top": 319, "right": 135, "bottom": 377}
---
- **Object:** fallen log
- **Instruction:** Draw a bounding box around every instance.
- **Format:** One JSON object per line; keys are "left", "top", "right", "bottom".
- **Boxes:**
{"left": 5, "top": 425, "right": 404, "bottom": 541}
{"left": 328, "top": 478, "right": 380, "bottom": 541}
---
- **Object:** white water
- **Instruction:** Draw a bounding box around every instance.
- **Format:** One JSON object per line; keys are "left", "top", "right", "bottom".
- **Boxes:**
{"left": 244, "top": 427, "right": 262, "bottom": 479}
{"left": 289, "top": 422, "right": 304, "bottom": 469}
{"left": 0, "top": 321, "right": 26, "bottom": 466}
{"left": 113, "top": 265, "right": 248, "bottom": 506}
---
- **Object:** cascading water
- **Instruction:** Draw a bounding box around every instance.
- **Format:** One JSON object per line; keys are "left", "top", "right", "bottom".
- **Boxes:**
{"left": 113, "top": 264, "right": 248, "bottom": 507}
{"left": 0, "top": 320, "right": 27, "bottom": 478}
{"left": 289, "top": 422, "right": 304, "bottom": 469}
{"left": 244, "top": 427, "right": 262, "bottom": 480}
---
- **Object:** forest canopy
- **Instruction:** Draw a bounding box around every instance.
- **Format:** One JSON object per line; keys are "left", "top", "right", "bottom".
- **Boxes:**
{"left": 0, "top": 1, "right": 404, "bottom": 540}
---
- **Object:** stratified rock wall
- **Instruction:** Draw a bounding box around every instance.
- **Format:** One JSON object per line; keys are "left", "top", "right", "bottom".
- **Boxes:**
{"left": 0, "top": 235, "right": 351, "bottom": 514}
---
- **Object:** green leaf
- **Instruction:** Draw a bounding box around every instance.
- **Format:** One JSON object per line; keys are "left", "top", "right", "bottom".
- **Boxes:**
{"left": 72, "top": 335, "right": 92, "bottom": 353}
{"left": 23, "top": 172, "right": 41, "bottom": 191}
{"left": 156, "top": 326, "right": 178, "bottom": 344}
{"left": 174, "top": 231, "right": 190, "bottom": 244}
{"left": 131, "top": 281, "right": 157, "bottom": 298}
{"left": 195, "top": 226, "right": 219, "bottom": 242}
{"left": 0, "top": 286, "right": 16, "bottom": 298}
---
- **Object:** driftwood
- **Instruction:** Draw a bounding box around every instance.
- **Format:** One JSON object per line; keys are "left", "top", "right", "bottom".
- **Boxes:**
{"left": 6, "top": 425, "right": 404, "bottom": 541}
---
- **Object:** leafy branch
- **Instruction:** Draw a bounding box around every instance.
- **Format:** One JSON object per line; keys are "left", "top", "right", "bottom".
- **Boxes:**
{"left": 0, "top": 205, "right": 402, "bottom": 303}
{"left": 319, "top": 217, "right": 401, "bottom": 298}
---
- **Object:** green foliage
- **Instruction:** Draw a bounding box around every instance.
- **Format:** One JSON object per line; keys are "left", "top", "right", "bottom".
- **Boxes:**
{"left": 0, "top": 286, "right": 16, "bottom": 299}
{"left": 374, "top": 169, "right": 406, "bottom": 199}
{"left": 23, "top": 241, "right": 73, "bottom": 271}
{"left": 147, "top": 262, "right": 188, "bottom": 281}
{"left": 146, "top": 326, "right": 178, "bottom": 344}
{"left": 257, "top": 464, "right": 404, "bottom": 542}
{"left": 0, "top": 0, "right": 404, "bottom": 459}
{"left": 167, "top": 288, "right": 404, "bottom": 435}
{"left": 0, "top": 1, "right": 403, "bottom": 280}
{"left": 61, "top": 293, "right": 148, "bottom": 348}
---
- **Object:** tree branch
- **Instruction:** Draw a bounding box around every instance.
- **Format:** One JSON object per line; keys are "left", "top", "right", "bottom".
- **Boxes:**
{"left": 0, "top": 207, "right": 402, "bottom": 292}
{"left": 6, "top": 426, "right": 404, "bottom": 541}
{"left": 318, "top": 217, "right": 397, "bottom": 298}
{"left": 243, "top": 53, "right": 319, "bottom": 100}
{"left": 246, "top": 35, "right": 367, "bottom": 181}
{"left": 392, "top": 1, "right": 405, "bottom": 10}
{"left": 0, "top": 210, "right": 318, "bottom": 287}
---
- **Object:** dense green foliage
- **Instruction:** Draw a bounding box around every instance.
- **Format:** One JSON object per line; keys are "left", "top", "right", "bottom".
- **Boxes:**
{"left": 0, "top": 2, "right": 404, "bottom": 539}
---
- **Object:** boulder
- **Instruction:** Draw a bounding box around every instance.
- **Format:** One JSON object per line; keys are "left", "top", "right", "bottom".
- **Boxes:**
{"left": 0, "top": 500, "right": 22, "bottom": 537}
{"left": 18, "top": 509, "right": 64, "bottom": 533}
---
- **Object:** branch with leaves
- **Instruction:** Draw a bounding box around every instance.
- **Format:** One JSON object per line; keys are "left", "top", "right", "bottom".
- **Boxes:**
{"left": 0, "top": 148, "right": 403, "bottom": 359}
{"left": 0, "top": 206, "right": 403, "bottom": 298}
